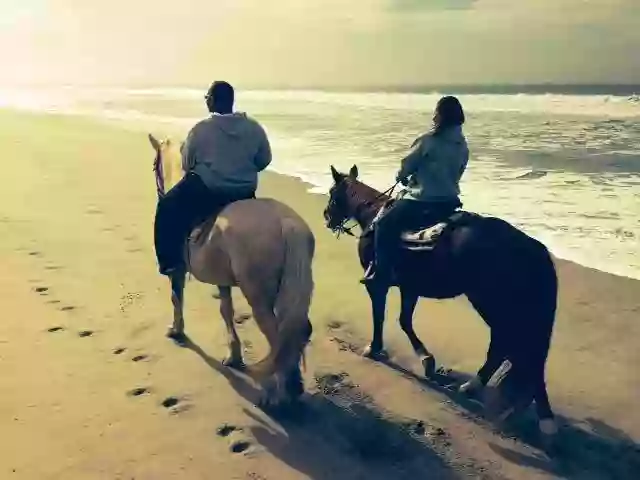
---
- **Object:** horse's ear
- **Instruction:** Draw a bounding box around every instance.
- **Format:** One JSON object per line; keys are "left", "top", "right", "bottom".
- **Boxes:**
{"left": 349, "top": 164, "right": 359, "bottom": 179}
{"left": 330, "top": 165, "right": 343, "bottom": 183}
{"left": 148, "top": 133, "right": 161, "bottom": 152}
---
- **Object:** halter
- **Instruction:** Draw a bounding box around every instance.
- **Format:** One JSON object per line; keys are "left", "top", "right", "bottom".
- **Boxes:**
{"left": 331, "top": 181, "right": 399, "bottom": 238}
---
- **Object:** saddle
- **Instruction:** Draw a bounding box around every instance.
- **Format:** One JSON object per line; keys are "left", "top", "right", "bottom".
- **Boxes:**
{"left": 400, "top": 211, "right": 472, "bottom": 251}
{"left": 369, "top": 205, "right": 477, "bottom": 252}
{"left": 187, "top": 195, "right": 257, "bottom": 246}
{"left": 189, "top": 215, "right": 218, "bottom": 245}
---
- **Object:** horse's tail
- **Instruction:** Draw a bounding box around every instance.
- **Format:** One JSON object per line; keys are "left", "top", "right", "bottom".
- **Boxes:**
{"left": 275, "top": 218, "right": 315, "bottom": 372}
{"left": 251, "top": 218, "right": 315, "bottom": 381}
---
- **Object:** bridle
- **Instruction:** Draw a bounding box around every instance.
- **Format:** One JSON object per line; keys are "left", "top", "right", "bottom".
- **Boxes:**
{"left": 329, "top": 181, "right": 399, "bottom": 238}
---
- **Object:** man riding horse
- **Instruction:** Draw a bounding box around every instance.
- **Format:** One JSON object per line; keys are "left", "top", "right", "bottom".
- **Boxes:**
{"left": 362, "top": 96, "right": 469, "bottom": 285}
{"left": 154, "top": 80, "right": 272, "bottom": 276}
{"left": 150, "top": 82, "right": 315, "bottom": 409}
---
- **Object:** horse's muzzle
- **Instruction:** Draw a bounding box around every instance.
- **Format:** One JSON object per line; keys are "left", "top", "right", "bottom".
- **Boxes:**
{"left": 323, "top": 209, "right": 334, "bottom": 230}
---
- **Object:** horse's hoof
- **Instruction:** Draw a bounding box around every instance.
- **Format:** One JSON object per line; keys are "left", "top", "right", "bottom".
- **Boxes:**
{"left": 459, "top": 376, "right": 483, "bottom": 395}
{"left": 222, "top": 356, "right": 245, "bottom": 370}
{"left": 421, "top": 355, "right": 436, "bottom": 378}
{"left": 257, "top": 395, "right": 277, "bottom": 412}
{"left": 539, "top": 420, "right": 560, "bottom": 454}
{"left": 166, "top": 328, "right": 188, "bottom": 345}
{"left": 362, "top": 345, "right": 388, "bottom": 361}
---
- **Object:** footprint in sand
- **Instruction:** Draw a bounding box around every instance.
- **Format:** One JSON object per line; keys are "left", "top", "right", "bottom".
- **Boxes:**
{"left": 113, "top": 347, "right": 127, "bottom": 355}
{"left": 216, "top": 424, "right": 239, "bottom": 437}
{"left": 46, "top": 300, "right": 61, "bottom": 305}
{"left": 230, "top": 440, "right": 251, "bottom": 454}
{"left": 132, "top": 354, "right": 148, "bottom": 362}
{"left": 128, "top": 387, "right": 150, "bottom": 397}
{"left": 329, "top": 336, "right": 360, "bottom": 354}
{"left": 60, "top": 305, "right": 76, "bottom": 312}
{"left": 27, "top": 251, "right": 42, "bottom": 257}
{"left": 33, "top": 286, "right": 49, "bottom": 295}
{"left": 47, "top": 326, "right": 65, "bottom": 333}
{"left": 217, "top": 424, "right": 252, "bottom": 455}
{"left": 161, "top": 396, "right": 191, "bottom": 414}
{"left": 161, "top": 396, "right": 180, "bottom": 408}
{"left": 78, "top": 330, "right": 94, "bottom": 338}
{"left": 85, "top": 207, "right": 103, "bottom": 215}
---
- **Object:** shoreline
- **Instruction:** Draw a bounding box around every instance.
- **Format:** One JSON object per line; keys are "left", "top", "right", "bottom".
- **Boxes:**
{"left": 267, "top": 165, "right": 640, "bottom": 283}
{"left": 1, "top": 104, "right": 638, "bottom": 283}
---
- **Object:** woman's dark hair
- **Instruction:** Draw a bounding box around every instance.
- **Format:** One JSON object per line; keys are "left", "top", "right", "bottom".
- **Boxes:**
{"left": 205, "top": 81, "right": 234, "bottom": 114}
{"left": 433, "top": 95, "right": 465, "bottom": 134}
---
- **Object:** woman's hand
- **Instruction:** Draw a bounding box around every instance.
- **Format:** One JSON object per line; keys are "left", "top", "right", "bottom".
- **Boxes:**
{"left": 396, "top": 173, "right": 409, "bottom": 186}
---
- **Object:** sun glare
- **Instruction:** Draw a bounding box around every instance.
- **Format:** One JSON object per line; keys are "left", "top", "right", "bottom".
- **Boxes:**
{"left": 0, "top": 0, "right": 47, "bottom": 29}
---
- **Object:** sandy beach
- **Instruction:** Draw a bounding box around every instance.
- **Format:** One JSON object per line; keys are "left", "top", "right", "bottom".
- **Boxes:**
{"left": 1, "top": 109, "right": 639, "bottom": 479}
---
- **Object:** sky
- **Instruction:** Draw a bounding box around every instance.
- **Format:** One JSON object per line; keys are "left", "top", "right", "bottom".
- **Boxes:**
{"left": 1, "top": 0, "right": 639, "bottom": 88}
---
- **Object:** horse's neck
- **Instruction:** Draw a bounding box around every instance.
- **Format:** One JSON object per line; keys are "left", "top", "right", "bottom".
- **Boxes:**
{"left": 161, "top": 143, "right": 186, "bottom": 192}
{"left": 348, "top": 182, "right": 387, "bottom": 230}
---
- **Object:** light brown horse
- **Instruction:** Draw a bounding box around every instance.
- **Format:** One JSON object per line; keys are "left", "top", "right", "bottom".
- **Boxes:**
{"left": 148, "top": 133, "right": 315, "bottom": 407}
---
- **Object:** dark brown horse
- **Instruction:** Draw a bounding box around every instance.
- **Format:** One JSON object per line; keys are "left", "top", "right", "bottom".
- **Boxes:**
{"left": 323, "top": 165, "right": 559, "bottom": 440}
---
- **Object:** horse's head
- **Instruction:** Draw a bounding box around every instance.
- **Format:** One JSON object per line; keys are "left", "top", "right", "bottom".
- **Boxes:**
{"left": 323, "top": 164, "right": 360, "bottom": 233}
{"left": 324, "top": 164, "right": 391, "bottom": 236}
{"left": 148, "top": 133, "right": 185, "bottom": 197}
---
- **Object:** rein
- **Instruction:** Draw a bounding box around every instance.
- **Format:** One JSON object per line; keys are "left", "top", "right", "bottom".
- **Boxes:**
{"left": 153, "top": 151, "right": 166, "bottom": 199}
{"left": 334, "top": 181, "right": 399, "bottom": 238}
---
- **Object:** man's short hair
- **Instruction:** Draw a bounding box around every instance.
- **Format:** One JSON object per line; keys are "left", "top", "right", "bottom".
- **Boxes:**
{"left": 206, "top": 81, "right": 234, "bottom": 113}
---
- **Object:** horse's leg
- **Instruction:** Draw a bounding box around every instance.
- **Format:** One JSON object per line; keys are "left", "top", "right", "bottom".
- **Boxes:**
{"left": 218, "top": 286, "right": 243, "bottom": 369}
{"left": 534, "top": 376, "right": 555, "bottom": 423}
{"left": 245, "top": 302, "right": 284, "bottom": 407}
{"left": 460, "top": 328, "right": 507, "bottom": 394}
{"left": 167, "top": 268, "right": 187, "bottom": 343}
{"left": 284, "top": 363, "right": 305, "bottom": 400}
{"left": 529, "top": 319, "right": 557, "bottom": 441}
{"left": 252, "top": 307, "right": 306, "bottom": 405}
{"left": 363, "top": 283, "right": 389, "bottom": 360}
{"left": 534, "top": 375, "right": 558, "bottom": 449}
{"left": 397, "top": 287, "right": 437, "bottom": 377}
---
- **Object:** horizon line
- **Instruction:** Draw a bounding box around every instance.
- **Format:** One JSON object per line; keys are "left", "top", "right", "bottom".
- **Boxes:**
{"left": 2, "top": 82, "right": 639, "bottom": 96}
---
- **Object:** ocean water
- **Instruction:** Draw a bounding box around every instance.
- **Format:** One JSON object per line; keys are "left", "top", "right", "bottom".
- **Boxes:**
{"left": 1, "top": 86, "right": 639, "bottom": 279}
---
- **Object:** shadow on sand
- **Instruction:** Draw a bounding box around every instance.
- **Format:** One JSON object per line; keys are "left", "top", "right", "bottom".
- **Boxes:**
{"left": 337, "top": 334, "right": 640, "bottom": 480}
{"left": 181, "top": 336, "right": 477, "bottom": 480}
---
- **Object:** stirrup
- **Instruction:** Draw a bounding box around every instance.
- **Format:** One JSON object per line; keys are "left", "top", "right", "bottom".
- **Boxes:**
{"left": 360, "top": 263, "right": 376, "bottom": 284}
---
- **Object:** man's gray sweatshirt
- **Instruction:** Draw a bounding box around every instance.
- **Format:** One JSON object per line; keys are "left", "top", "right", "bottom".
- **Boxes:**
{"left": 181, "top": 112, "right": 272, "bottom": 195}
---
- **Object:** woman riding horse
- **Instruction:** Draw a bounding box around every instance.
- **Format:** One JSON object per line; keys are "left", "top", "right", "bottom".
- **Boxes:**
{"left": 323, "top": 96, "right": 559, "bottom": 441}
{"left": 362, "top": 96, "right": 469, "bottom": 285}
